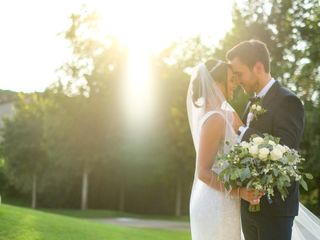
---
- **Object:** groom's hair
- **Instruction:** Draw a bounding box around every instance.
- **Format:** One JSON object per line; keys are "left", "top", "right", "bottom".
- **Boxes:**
{"left": 226, "top": 39, "right": 270, "bottom": 73}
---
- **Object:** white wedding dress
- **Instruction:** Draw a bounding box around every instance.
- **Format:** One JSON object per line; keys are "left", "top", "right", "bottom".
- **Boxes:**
{"left": 187, "top": 63, "right": 242, "bottom": 240}
{"left": 189, "top": 111, "right": 241, "bottom": 240}
{"left": 187, "top": 63, "right": 320, "bottom": 240}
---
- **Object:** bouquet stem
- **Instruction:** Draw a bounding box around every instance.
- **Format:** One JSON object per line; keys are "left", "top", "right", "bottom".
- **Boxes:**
{"left": 249, "top": 203, "right": 260, "bottom": 212}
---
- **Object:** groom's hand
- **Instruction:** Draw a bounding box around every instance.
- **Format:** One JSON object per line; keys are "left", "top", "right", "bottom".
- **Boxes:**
{"left": 232, "top": 112, "right": 244, "bottom": 132}
{"left": 239, "top": 188, "right": 264, "bottom": 203}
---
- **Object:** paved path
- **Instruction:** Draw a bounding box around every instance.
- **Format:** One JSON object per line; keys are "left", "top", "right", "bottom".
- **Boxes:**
{"left": 92, "top": 217, "right": 190, "bottom": 231}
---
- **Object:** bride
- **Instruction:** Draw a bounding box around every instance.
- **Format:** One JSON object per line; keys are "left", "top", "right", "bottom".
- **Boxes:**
{"left": 187, "top": 60, "right": 320, "bottom": 240}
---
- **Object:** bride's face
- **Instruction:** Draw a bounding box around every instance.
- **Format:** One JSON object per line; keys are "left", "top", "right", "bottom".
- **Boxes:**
{"left": 225, "top": 68, "right": 238, "bottom": 100}
{"left": 216, "top": 68, "right": 237, "bottom": 100}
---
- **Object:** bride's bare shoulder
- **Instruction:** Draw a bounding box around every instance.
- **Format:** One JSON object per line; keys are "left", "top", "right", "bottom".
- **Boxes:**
{"left": 201, "top": 111, "right": 226, "bottom": 134}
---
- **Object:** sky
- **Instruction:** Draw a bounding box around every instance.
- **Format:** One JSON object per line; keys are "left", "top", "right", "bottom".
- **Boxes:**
{"left": 0, "top": 0, "right": 234, "bottom": 93}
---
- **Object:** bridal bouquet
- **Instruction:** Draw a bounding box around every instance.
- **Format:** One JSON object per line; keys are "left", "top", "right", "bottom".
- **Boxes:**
{"left": 216, "top": 134, "right": 313, "bottom": 212}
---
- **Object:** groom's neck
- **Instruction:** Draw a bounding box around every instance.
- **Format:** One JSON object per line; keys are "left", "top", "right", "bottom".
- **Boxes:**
{"left": 255, "top": 74, "right": 272, "bottom": 94}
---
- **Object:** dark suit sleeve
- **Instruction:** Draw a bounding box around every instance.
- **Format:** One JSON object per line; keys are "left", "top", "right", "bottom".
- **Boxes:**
{"left": 242, "top": 126, "right": 263, "bottom": 141}
{"left": 272, "top": 95, "right": 305, "bottom": 149}
{"left": 242, "top": 95, "right": 304, "bottom": 149}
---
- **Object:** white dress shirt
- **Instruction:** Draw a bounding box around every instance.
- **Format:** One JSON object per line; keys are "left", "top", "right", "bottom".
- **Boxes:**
{"left": 237, "top": 78, "right": 276, "bottom": 143}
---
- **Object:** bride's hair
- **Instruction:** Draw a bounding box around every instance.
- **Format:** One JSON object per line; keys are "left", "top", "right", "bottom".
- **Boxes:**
{"left": 192, "top": 59, "right": 229, "bottom": 107}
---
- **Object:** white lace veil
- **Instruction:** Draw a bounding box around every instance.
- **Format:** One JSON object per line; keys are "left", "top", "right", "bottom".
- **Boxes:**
{"left": 292, "top": 203, "right": 320, "bottom": 240}
{"left": 186, "top": 62, "right": 237, "bottom": 176}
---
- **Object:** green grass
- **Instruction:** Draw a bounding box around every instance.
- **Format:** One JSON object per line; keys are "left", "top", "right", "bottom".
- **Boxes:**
{"left": 0, "top": 204, "right": 190, "bottom": 240}
{"left": 42, "top": 208, "right": 189, "bottom": 222}
{"left": 40, "top": 209, "right": 138, "bottom": 219}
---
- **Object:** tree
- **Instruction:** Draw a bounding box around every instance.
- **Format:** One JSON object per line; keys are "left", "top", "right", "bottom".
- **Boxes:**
{"left": 46, "top": 7, "right": 126, "bottom": 210}
{"left": 2, "top": 94, "right": 49, "bottom": 208}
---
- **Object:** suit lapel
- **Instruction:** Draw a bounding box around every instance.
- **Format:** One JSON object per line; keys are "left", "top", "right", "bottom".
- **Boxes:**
{"left": 249, "top": 81, "right": 280, "bottom": 127}
{"left": 241, "top": 81, "right": 280, "bottom": 125}
{"left": 261, "top": 81, "right": 280, "bottom": 109}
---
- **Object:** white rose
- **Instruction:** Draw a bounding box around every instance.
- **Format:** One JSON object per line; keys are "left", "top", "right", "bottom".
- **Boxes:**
{"left": 259, "top": 148, "right": 270, "bottom": 161}
{"left": 270, "top": 148, "right": 283, "bottom": 161}
{"left": 268, "top": 140, "right": 276, "bottom": 146}
{"left": 256, "top": 105, "right": 262, "bottom": 111}
{"left": 252, "top": 137, "right": 264, "bottom": 144}
{"left": 284, "top": 146, "right": 290, "bottom": 153}
{"left": 251, "top": 104, "right": 257, "bottom": 110}
{"left": 240, "top": 141, "right": 250, "bottom": 149}
{"left": 276, "top": 144, "right": 287, "bottom": 154}
{"left": 249, "top": 145, "right": 259, "bottom": 157}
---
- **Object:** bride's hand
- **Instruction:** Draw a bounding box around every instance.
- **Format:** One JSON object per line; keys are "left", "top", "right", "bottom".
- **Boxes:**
{"left": 250, "top": 198, "right": 260, "bottom": 205}
{"left": 232, "top": 112, "right": 244, "bottom": 132}
{"left": 239, "top": 188, "right": 264, "bottom": 203}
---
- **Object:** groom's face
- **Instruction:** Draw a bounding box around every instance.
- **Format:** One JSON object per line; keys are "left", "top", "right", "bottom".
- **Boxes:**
{"left": 229, "top": 57, "right": 258, "bottom": 95}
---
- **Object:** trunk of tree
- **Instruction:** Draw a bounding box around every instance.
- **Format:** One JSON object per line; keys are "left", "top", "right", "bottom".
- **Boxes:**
{"left": 175, "top": 175, "right": 182, "bottom": 217}
{"left": 31, "top": 174, "right": 37, "bottom": 209}
{"left": 119, "top": 180, "right": 126, "bottom": 212}
{"left": 81, "top": 167, "right": 89, "bottom": 210}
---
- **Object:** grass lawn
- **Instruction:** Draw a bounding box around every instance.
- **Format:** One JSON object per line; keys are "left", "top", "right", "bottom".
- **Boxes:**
{"left": 42, "top": 208, "right": 189, "bottom": 222}
{"left": 0, "top": 204, "right": 190, "bottom": 240}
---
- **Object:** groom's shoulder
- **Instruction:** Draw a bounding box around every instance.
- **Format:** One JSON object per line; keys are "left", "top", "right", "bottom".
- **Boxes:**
{"left": 277, "top": 83, "right": 303, "bottom": 109}
{"left": 277, "top": 82, "right": 300, "bottom": 101}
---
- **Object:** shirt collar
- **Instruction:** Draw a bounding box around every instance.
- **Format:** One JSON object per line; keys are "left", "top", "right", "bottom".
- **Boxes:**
{"left": 256, "top": 78, "right": 276, "bottom": 98}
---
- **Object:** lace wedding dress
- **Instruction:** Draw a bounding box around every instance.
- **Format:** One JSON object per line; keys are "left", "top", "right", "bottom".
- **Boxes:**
{"left": 189, "top": 110, "right": 241, "bottom": 240}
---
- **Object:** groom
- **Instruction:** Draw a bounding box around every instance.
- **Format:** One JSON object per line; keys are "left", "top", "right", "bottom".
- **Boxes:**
{"left": 227, "top": 40, "right": 305, "bottom": 240}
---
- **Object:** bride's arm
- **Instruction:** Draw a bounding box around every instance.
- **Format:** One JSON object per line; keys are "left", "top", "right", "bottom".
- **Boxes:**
{"left": 197, "top": 114, "right": 261, "bottom": 201}
{"left": 197, "top": 114, "right": 226, "bottom": 191}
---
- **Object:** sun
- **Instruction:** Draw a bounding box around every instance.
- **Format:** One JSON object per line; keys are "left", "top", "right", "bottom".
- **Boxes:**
{"left": 93, "top": 1, "right": 157, "bottom": 124}
{"left": 86, "top": 0, "right": 234, "bottom": 125}
{"left": 93, "top": 0, "right": 234, "bottom": 52}
{"left": 0, "top": 0, "right": 233, "bottom": 93}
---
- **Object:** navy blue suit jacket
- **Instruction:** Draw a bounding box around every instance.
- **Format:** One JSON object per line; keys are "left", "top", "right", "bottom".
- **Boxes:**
{"left": 241, "top": 81, "right": 305, "bottom": 216}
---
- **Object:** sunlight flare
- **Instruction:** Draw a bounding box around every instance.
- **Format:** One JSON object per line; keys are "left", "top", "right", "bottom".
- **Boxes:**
{"left": 125, "top": 42, "right": 153, "bottom": 124}
{"left": 87, "top": 0, "right": 234, "bottom": 126}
